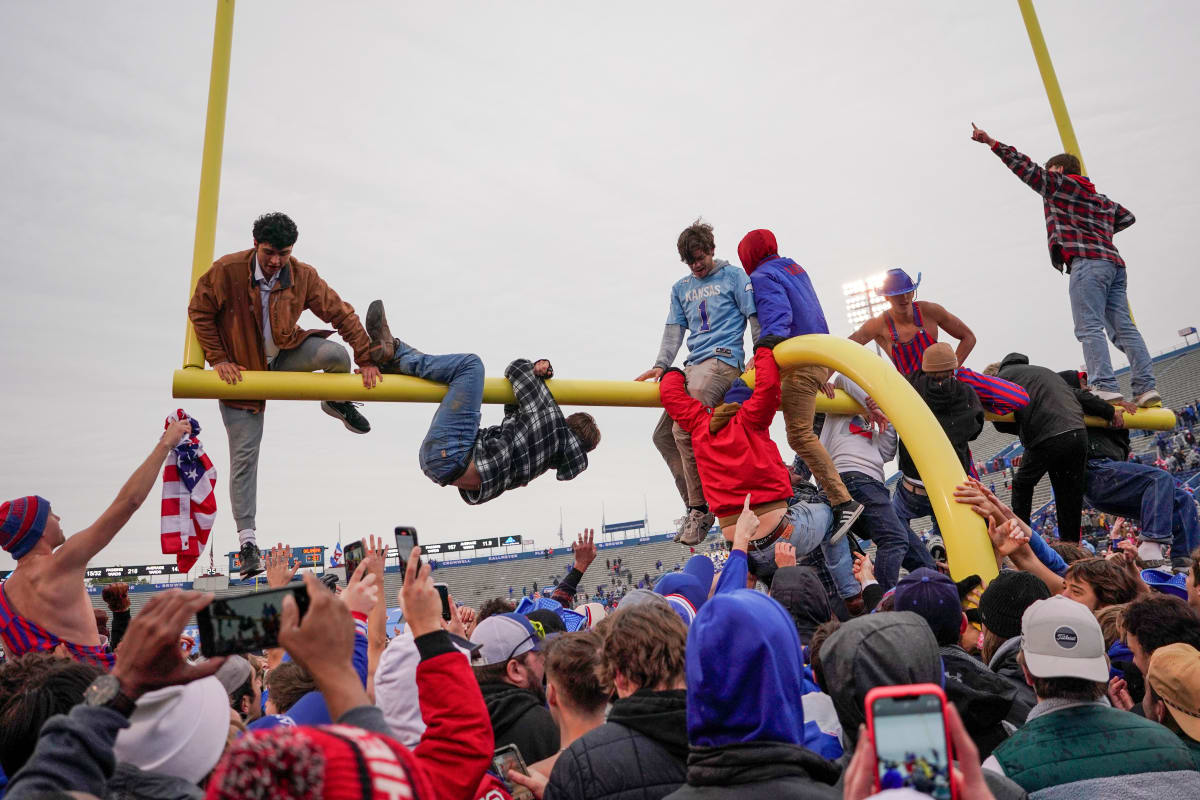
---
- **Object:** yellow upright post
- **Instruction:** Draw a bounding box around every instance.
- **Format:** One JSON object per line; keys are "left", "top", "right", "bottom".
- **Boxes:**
{"left": 1017, "top": 0, "right": 1086, "bottom": 175}
{"left": 183, "top": 0, "right": 236, "bottom": 369}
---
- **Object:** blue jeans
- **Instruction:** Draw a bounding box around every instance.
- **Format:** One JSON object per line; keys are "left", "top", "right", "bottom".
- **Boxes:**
{"left": 388, "top": 340, "right": 484, "bottom": 485}
{"left": 746, "top": 501, "right": 842, "bottom": 590}
{"left": 1085, "top": 457, "right": 1200, "bottom": 560}
{"left": 1068, "top": 258, "right": 1155, "bottom": 395}
{"left": 843, "top": 471, "right": 933, "bottom": 591}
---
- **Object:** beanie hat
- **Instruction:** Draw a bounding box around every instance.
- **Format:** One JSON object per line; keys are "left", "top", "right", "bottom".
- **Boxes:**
{"left": 979, "top": 570, "right": 1052, "bottom": 640}
{"left": 921, "top": 342, "right": 958, "bottom": 373}
{"left": 114, "top": 676, "right": 229, "bottom": 785}
{"left": 0, "top": 495, "right": 51, "bottom": 559}
{"left": 894, "top": 568, "right": 962, "bottom": 646}
{"left": 205, "top": 724, "right": 418, "bottom": 800}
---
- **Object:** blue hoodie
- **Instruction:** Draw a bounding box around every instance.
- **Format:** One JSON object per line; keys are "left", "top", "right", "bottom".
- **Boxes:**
{"left": 747, "top": 256, "right": 830, "bottom": 339}
{"left": 686, "top": 590, "right": 807, "bottom": 748}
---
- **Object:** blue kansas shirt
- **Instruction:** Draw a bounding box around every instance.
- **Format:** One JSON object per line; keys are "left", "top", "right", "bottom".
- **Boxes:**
{"left": 667, "top": 260, "right": 757, "bottom": 369}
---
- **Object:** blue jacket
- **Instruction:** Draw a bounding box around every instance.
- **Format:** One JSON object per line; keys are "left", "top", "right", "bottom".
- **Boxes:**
{"left": 687, "top": 590, "right": 807, "bottom": 748}
{"left": 748, "top": 257, "right": 830, "bottom": 339}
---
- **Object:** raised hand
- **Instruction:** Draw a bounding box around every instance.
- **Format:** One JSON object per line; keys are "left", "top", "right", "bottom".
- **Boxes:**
{"left": 572, "top": 528, "right": 597, "bottom": 572}
{"left": 113, "top": 590, "right": 224, "bottom": 699}
{"left": 853, "top": 552, "right": 875, "bottom": 586}
{"left": 398, "top": 547, "right": 443, "bottom": 638}
{"left": 533, "top": 359, "right": 554, "bottom": 378}
{"left": 341, "top": 566, "right": 379, "bottom": 616}
{"left": 970, "top": 122, "right": 995, "bottom": 146}
{"left": 733, "top": 494, "right": 759, "bottom": 552}
{"left": 265, "top": 542, "right": 299, "bottom": 589}
{"left": 159, "top": 418, "right": 194, "bottom": 449}
{"left": 102, "top": 582, "right": 131, "bottom": 613}
{"left": 279, "top": 572, "right": 355, "bottom": 684}
{"left": 988, "top": 518, "right": 1031, "bottom": 561}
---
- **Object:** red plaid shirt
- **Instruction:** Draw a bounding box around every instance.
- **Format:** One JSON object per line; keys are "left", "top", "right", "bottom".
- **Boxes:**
{"left": 992, "top": 141, "right": 1135, "bottom": 272}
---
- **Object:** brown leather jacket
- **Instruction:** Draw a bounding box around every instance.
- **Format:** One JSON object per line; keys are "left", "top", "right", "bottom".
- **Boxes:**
{"left": 188, "top": 248, "right": 373, "bottom": 412}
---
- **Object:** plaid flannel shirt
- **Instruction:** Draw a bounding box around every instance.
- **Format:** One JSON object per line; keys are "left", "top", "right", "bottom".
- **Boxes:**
{"left": 992, "top": 141, "right": 1135, "bottom": 272}
{"left": 460, "top": 359, "right": 589, "bottom": 505}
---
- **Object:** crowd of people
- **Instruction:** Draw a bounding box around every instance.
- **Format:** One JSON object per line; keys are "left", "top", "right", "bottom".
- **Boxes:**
{"left": 2, "top": 125, "right": 1200, "bottom": 797}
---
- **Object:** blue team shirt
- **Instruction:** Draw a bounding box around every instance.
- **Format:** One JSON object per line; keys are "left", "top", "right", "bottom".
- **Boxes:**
{"left": 667, "top": 260, "right": 757, "bottom": 369}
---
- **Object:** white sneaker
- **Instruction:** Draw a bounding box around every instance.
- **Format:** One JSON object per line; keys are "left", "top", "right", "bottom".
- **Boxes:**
{"left": 1137, "top": 540, "right": 1168, "bottom": 565}
{"left": 1133, "top": 389, "right": 1162, "bottom": 408}
{"left": 1093, "top": 389, "right": 1126, "bottom": 403}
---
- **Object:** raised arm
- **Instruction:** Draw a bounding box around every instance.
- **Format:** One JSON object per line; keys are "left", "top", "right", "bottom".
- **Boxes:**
{"left": 506, "top": 358, "right": 557, "bottom": 416}
{"left": 956, "top": 367, "right": 1030, "bottom": 417}
{"left": 53, "top": 419, "right": 192, "bottom": 574}
{"left": 924, "top": 302, "right": 976, "bottom": 366}
{"left": 740, "top": 342, "right": 784, "bottom": 429}
{"left": 659, "top": 368, "right": 708, "bottom": 434}
{"left": 971, "top": 124, "right": 1070, "bottom": 198}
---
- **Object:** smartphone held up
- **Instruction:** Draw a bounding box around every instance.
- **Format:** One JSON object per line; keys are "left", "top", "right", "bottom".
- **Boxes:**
{"left": 865, "top": 684, "right": 956, "bottom": 799}
{"left": 196, "top": 584, "right": 310, "bottom": 658}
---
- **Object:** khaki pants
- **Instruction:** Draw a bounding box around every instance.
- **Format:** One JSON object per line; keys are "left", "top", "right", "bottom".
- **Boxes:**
{"left": 780, "top": 364, "right": 851, "bottom": 506}
{"left": 653, "top": 358, "right": 741, "bottom": 507}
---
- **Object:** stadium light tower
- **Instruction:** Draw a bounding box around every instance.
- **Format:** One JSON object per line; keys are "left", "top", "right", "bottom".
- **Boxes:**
{"left": 843, "top": 272, "right": 889, "bottom": 332}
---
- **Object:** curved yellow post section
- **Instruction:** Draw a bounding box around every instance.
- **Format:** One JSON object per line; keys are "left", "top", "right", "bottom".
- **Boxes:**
{"left": 183, "top": 0, "right": 236, "bottom": 368}
{"left": 771, "top": 335, "right": 997, "bottom": 582}
{"left": 988, "top": 407, "right": 1176, "bottom": 431}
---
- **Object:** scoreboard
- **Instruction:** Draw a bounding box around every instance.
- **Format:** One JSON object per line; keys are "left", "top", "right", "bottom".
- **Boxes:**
{"left": 227, "top": 545, "right": 325, "bottom": 574}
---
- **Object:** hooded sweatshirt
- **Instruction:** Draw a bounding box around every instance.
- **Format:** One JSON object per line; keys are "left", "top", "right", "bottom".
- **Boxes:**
{"left": 670, "top": 590, "right": 840, "bottom": 800}
{"left": 479, "top": 682, "right": 559, "bottom": 764}
{"left": 737, "top": 229, "right": 830, "bottom": 339}
{"left": 898, "top": 371, "right": 984, "bottom": 481}
{"left": 660, "top": 346, "right": 793, "bottom": 519}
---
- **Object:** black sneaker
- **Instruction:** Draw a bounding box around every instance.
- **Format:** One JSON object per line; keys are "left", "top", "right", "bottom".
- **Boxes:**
{"left": 239, "top": 541, "right": 263, "bottom": 580}
{"left": 365, "top": 300, "right": 395, "bottom": 365}
{"left": 829, "top": 499, "right": 864, "bottom": 545}
{"left": 322, "top": 401, "right": 370, "bottom": 434}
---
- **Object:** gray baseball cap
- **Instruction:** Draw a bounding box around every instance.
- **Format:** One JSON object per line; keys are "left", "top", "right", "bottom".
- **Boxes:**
{"left": 471, "top": 612, "right": 543, "bottom": 666}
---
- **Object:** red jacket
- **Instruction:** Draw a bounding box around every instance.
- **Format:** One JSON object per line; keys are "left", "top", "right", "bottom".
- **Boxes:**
{"left": 413, "top": 644, "right": 496, "bottom": 800}
{"left": 659, "top": 346, "right": 793, "bottom": 520}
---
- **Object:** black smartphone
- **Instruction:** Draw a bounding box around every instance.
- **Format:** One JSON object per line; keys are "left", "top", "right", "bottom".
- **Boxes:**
{"left": 394, "top": 526, "right": 419, "bottom": 569}
{"left": 343, "top": 540, "right": 365, "bottom": 581}
{"left": 847, "top": 531, "right": 866, "bottom": 557}
{"left": 196, "top": 584, "right": 309, "bottom": 658}
{"left": 434, "top": 582, "right": 451, "bottom": 620}
{"left": 492, "top": 743, "right": 533, "bottom": 800}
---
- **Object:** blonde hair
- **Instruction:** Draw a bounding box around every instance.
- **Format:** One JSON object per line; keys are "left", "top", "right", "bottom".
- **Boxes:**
{"left": 1094, "top": 603, "right": 1127, "bottom": 651}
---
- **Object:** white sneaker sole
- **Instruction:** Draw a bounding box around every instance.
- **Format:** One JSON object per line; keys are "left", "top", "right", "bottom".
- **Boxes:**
{"left": 829, "top": 503, "right": 864, "bottom": 545}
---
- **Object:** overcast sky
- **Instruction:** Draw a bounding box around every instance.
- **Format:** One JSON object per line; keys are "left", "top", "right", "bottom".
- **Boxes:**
{"left": 2, "top": 1, "right": 1197, "bottom": 573}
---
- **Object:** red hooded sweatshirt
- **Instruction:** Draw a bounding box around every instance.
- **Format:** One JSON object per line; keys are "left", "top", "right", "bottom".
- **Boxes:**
{"left": 659, "top": 346, "right": 793, "bottom": 521}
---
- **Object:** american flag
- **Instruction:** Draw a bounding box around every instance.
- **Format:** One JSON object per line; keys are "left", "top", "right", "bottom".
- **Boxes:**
{"left": 160, "top": 410, "right": 217, "bottom": 572}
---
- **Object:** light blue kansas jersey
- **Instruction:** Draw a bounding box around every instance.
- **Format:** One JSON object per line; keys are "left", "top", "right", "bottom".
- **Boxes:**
{"left": 667, "top": 260, "right": 757, "bottom": 369}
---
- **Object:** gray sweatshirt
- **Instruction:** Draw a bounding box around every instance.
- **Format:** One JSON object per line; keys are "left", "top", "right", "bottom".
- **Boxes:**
{"left": 818, "top": 375, "right": 897, "bottom": 482}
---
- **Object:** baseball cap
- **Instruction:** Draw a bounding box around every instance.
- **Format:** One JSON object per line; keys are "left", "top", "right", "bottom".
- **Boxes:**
{"left": 893, "top": 567, "right": 962, "bottom": 645}
{"left": 471, "top": 612, "right": 543, "bottom": 666}
{"left": 1020, "top": 596, "right": 1109, "bottom": 683}
{"left": 1147, "top": 642, "right": 1200, "bottom": 741}
{"left": 212, "top": 654, "right": 253, "bottom": 696}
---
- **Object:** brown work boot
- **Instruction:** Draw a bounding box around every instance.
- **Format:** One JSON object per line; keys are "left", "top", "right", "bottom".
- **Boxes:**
{"left": 365, "top": 299, "right": 395, "bottom": 364}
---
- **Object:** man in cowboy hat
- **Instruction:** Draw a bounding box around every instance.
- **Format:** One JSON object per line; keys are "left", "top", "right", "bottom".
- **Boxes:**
{"left": 850, "top": 268, "right": 1030, "bottom": 417}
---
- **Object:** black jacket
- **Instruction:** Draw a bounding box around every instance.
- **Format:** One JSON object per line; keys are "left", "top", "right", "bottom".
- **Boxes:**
{"left": 479, "top": 682, "right": 559, "bottom": 765}
{"left": 940, "top": 645, "right": 1033, "bottom": 748}
{"left": 546, "top": 689, "right": 688, "bottom": 800}
{"left": 898, "top": 371, "right": 984, "bottom": 479}
{"left": 1057, "top": 369, "right": 1127, "bottom": 461}
{"left": 768, "top": 566, "right": 833, "bottom": 646}
{"left": 663, "top": 742, "right": 840, "bottom": 800}
{"left": 992, "top": 353, "right": 1088, "bottom": 449}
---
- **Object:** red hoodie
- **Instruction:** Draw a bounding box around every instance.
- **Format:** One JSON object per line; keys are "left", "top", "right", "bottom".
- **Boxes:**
{"left": 659, "top": 346, "right": 793, "bottom": 520}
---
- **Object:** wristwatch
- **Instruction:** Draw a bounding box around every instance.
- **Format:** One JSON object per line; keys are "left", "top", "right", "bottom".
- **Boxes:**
{"left": 83, "top": 674, "right": 138, "bottom": 717}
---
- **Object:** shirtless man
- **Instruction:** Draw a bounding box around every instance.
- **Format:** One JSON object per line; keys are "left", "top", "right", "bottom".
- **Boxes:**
{"left": 0, "top": 418, "right": 192, "bottom": 668}
{"left": 850, "top": 268, "right": 1028, "bottom": 416}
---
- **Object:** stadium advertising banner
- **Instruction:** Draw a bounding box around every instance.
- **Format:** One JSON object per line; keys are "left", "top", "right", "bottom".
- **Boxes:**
{"left": 602, "top": 519, "right": 646, "bottom": 533}
{"left": 408, "top": 535, "right": 520, "bottom": 556}
{"left": 228, "top": 545, "right": 325, "bottom": 573}
{"left": 83, "top": 564, "right": 182, "bottom": 579}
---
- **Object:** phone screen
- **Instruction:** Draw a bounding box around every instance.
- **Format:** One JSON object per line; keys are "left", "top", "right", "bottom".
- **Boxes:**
{"left": 434, "top": 582, "right": 451, "bottom": 620}
{"left": 492, "top": 744, "right": 532, "bottom": 800}
{"left": 343, "top": 540, "right": 365, "bottom": 580}
{"left": 394, "top": 526, "right": 419, "bottom": 568}
{"left": 871, "top": 693, "right": 952, "bottom": 798}
{"left": 196, "top": 584, "right": 310, "bottom": 658}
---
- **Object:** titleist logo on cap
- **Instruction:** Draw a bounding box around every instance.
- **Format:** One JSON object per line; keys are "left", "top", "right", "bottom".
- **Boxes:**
{"left": 1054, "top": 627, "right": 1079, "bottom": 649}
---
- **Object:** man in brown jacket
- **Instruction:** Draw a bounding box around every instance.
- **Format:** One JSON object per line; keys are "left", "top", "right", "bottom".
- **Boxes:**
{"left": 188, "top": 212, "right": 380, "bottom": 578}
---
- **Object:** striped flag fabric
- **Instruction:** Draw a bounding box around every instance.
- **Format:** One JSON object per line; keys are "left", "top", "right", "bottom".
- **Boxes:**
{"left": 160, "top": 409, "right": 217, "bottom": 572}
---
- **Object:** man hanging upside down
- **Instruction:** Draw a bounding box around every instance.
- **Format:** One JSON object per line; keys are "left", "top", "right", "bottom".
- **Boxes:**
{"left": 365, "top": 301, "right": 600, "bottom": 502}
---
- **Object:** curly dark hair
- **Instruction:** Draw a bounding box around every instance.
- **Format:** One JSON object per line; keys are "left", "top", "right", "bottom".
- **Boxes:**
{"left": 1065, "top": 557, "right": 1140, "bottom": 608}
{"left": 252, "top": 212, "right": 299, "bottom": 249}
{"left": 1123, "top": 594, "right": 1200, "bottom": 657}
{"left": 477, "top": 597, "right": 517, "bottom": 625}
{"left": 676, "top": 219, "right": 716, "bottom": 263}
